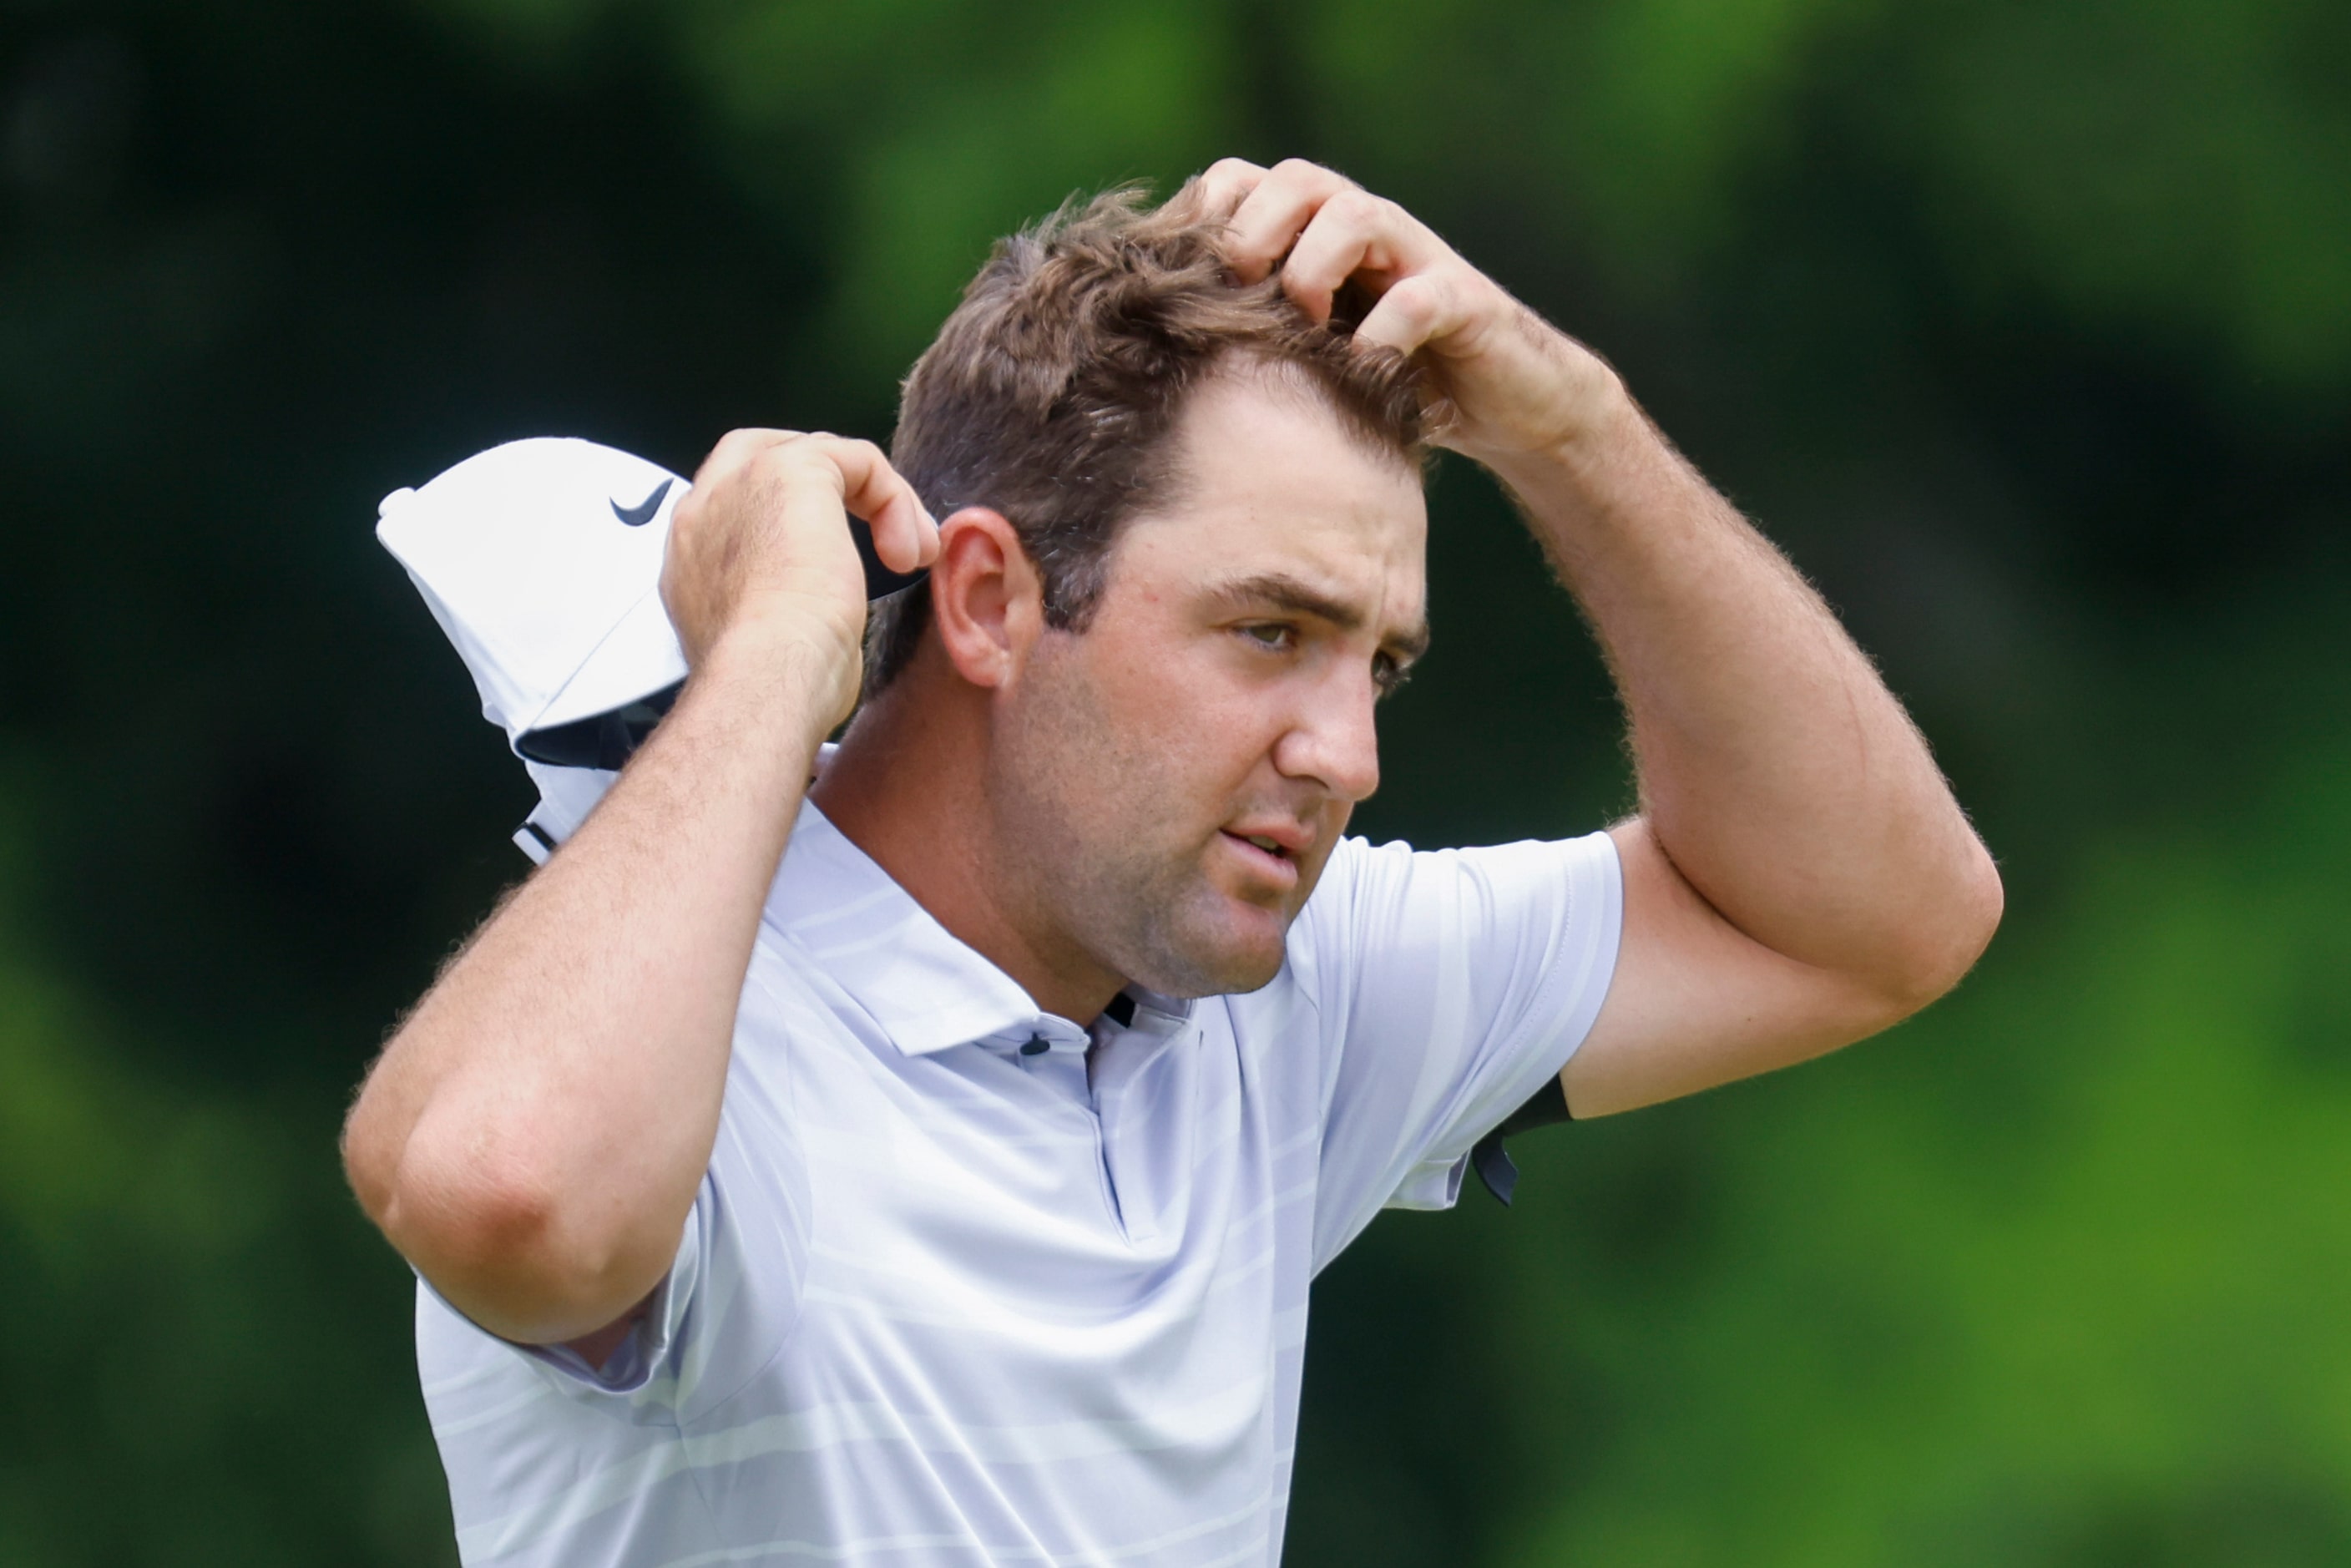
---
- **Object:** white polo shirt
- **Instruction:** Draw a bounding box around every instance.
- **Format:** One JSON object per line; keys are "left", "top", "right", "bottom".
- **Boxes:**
{"left": 417, "top": 802, "right": 1620, "bottom": 1567}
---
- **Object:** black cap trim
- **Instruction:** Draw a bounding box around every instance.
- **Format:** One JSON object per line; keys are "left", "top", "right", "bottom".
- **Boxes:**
{"left": 516, "top": 680, "right": 685, "bottom": 771}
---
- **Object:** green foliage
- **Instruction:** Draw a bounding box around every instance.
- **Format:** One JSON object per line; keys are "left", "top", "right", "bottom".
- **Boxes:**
{"left": 1901, "top": 0, "right": 2351, "bottom": 392}
{"left": 2, "top": 0, "right": 2347, "bottom": 1562}
{"left": 0, "top": 812, "right": 451, "bottom": 1565}
{"left": 1503, "top": 746, "right": 2351, "bottom": 1563}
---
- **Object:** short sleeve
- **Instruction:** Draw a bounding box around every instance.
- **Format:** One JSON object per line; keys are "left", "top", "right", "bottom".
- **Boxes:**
{"left": 1298, "top": 831, "right": 1622, "bottom": 1272}
{"left": 415, "top": 963, "right": 812, "bottom": 1429}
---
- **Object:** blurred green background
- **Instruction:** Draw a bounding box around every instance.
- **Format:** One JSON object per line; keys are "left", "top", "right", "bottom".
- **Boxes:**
{"left": 3, "top": 0, "right": 2348, "bottom": 1562}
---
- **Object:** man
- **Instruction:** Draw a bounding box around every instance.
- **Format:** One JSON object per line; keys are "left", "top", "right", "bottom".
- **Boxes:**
{"left": 344, "top": 160, "right": 2001, "bottom": 1566}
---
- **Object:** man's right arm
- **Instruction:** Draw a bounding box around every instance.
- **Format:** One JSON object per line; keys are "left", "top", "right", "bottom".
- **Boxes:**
{"left": 340, "top": 431, "right": 936, "bottom": 1349}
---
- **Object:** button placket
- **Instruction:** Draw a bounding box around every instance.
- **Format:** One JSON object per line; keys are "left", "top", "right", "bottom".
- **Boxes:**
{"left": 1090, "top": 1007, "right": 1194, "bottom": 1245}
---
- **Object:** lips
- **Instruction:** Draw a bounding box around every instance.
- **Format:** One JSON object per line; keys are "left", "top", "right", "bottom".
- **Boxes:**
{"left": 1224, "top": 821, "right": 1312, "bottom": 857}
{"left": 1219, "top": 826, "right": 1307, "bottom": 893}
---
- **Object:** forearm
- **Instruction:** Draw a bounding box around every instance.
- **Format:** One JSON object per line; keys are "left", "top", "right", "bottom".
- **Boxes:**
{"left": 1490, "top": 385, "right": 2000, "bottom": 1002}
{"left": 343, "top": 621, "right": 847, "bottom": 1342}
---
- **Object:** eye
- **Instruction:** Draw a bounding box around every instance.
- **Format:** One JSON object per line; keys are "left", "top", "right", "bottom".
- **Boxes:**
{"left": 1372, "top": 652, "right": 1412, "bottom": 696}
{"left": 1236, "top": 622, "right": 1297, "bottom": 651}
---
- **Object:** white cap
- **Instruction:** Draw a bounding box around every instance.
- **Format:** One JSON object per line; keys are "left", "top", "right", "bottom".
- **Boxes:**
{"left": 378, "top": 437, "right": 689, "bottom": 862}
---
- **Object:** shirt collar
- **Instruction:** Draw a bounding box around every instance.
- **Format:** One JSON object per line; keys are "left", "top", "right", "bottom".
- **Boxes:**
{"left": 761, "top": 799, "right": 1193, "bottom": 1057}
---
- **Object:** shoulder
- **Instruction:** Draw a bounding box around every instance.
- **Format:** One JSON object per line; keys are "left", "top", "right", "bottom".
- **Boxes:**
{"left": 1279, "top": 828, "right": 1624, "bottom": 1008}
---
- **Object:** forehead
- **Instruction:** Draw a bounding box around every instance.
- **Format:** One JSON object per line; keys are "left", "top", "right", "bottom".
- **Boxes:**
{"left": 1107, "top": 368, "right": 1428, "bottom": 620}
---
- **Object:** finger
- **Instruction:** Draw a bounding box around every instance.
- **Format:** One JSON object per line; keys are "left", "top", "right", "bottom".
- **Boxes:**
{"left": 690, "top": 427, "right": 805, "bottom": 491}
{"left": 1221, "top": 158, "right": 1358, "bottom": 284}
{"left": 806, "top": 437, "right": 938, "bottom": 574}
{"left": 1286, "top": 190, "right": 1460, "bottom": 327}
{"left": 1192, "top": 157, "right": 1268, "bottom": 222}
{"left": 1352, "top": 269, "right": 1471, "bottom": 357}
{"left": 700, "top": 427, "right": 802, "bottom": 473}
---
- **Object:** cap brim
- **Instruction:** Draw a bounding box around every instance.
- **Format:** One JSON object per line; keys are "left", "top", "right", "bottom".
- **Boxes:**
{"left": 526, "top": 584, "right": 690, "bottom": 738}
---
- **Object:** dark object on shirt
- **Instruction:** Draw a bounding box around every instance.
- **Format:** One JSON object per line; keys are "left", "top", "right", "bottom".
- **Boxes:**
{"left": 1470, "top": 1077, "right": 1573, "bottom": 1205}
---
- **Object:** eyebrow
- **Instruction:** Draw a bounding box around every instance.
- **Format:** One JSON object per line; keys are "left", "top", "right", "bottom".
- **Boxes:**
{"left": 1206, "top": 571, "right": 1432, "bottom": 663}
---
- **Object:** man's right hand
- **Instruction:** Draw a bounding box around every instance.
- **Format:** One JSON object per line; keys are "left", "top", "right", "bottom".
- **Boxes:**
{"left": 341, "top": 427, "right": 930, "bottom": 1351}
{"left": 661, "top": 430, "right": 938, "bottom": 725}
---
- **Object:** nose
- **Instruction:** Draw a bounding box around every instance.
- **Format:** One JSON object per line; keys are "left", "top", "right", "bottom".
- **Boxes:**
{"left": 1272, "top": 670, "right": 1382, "bottom": 804}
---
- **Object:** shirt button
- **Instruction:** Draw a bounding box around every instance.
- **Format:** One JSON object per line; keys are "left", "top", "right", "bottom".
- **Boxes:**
{"left": 1019, "top": 1036, "right": 1049, "bottom": 1057}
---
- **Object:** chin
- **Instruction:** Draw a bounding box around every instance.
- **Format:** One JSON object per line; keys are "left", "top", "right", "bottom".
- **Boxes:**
{"left": 1124, "top": 903, "right": 1291, "bottom": 1000}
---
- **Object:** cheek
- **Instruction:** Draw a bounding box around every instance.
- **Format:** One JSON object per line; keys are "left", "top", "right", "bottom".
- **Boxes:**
{"left": 1092, "top": 637, "right": 1275, "bottom": 775}
{"left": 1012, "top": 639, "right": 1217, "bottom": 843}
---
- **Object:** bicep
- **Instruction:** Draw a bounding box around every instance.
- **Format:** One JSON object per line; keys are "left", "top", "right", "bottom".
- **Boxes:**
{"left": 1562, "top": 818, "right": 1905, "bottom": 1118}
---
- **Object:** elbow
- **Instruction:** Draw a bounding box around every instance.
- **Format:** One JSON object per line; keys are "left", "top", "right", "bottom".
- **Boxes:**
{"left": 1873, "top": 838, "right": 2005, "bottom": 1020}
{"left": 361, "top": 1116, "right": 666, "bottom": 1344}
{"left": 341, "top": 1111, "right": 397, "bottom": 1233}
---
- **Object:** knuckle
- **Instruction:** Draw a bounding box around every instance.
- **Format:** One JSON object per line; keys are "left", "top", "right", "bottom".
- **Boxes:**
{"left": 1283, "top": 265, "right": 1336, "bottom": 306}
{"left": 1398, "top": 276, "right": 1444, "bottom": 324}
{"left": 778, "top": 435, "right": 835, "bottom": 470}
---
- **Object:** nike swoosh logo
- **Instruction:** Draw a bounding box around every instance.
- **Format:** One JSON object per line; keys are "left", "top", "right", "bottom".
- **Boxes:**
{"left": 611, "top": 479, "right": 673, "bottom": 528}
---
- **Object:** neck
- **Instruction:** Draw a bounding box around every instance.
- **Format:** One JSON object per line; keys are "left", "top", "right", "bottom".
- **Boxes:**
{"left": 811, "top": 659, "right": 1127, "bottom": 1024}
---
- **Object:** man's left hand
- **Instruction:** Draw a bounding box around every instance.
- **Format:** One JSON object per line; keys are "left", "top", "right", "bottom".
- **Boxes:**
{"left": 1197, "top": 157, "right": 1620, "bottom": 467}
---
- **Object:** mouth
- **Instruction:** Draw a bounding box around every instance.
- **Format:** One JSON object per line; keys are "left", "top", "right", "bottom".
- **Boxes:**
{"left": 1219, "top": 828, "right": 1302, "bottom": 891}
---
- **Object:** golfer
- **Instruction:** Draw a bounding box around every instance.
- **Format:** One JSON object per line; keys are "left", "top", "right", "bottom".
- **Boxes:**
{"left": 344, "top": 159, "right": 2001, "bottom": 1567}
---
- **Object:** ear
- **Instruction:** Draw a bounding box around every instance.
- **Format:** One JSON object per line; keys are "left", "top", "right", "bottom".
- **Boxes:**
{"left": 928, "top": 507, "right": 1043, "bottom": 690}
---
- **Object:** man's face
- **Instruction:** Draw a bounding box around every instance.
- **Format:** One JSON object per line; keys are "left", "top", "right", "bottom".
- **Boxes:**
{"left": 991, "top": 367, "right": 1428, "bottom": 999}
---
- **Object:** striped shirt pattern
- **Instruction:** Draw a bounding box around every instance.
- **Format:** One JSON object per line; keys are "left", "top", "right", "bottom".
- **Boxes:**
{"left": 417, "top": 802, "right": 1621, "bottom": 1566}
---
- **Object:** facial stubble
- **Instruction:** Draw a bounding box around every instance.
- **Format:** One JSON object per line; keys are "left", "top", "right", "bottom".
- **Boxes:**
{"left": 988, "top": 635, "right": 1306, "bottom": 1004}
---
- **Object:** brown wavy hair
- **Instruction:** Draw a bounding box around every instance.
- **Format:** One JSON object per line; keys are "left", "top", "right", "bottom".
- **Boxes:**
{"left": 867, "top": 179, "right": 1428, "bottom": 693}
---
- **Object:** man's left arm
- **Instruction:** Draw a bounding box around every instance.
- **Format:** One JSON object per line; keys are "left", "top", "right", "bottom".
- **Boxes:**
{"left": 1206, "top": 159, "right": 2003, "bottom": 1117}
